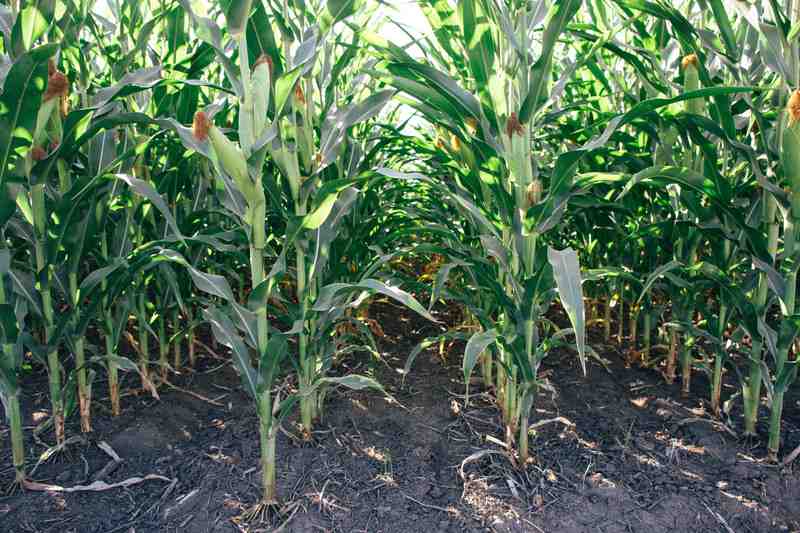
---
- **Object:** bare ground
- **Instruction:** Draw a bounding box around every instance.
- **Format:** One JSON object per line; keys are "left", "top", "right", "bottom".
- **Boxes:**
{"left": 1, "top": 301, "right": 798, "bottom": 532}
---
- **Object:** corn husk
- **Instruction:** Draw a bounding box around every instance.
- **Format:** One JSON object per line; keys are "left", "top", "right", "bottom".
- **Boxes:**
{"left": 252, "top": 56, "right": 272, "bottom": 141}
{"left": 783, "top": 90, "right": 800, "bottom": 210}
{"left": 504, "top": 112, "right": 532, "bottom": 195}
{"left": 208, "top": 125, "right": 256, "bottom": 202}
{"left": 32, "top": 98, "right": 59, "bottom": 148}
{"left": 682, "top": 54, "right": 704, "bottom": 116}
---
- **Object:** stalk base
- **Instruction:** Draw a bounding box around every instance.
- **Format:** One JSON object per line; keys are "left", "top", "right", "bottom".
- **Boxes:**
{"left": 235, "top": 500, "right": 283, "bottom": 524}
{"left": 110, "top": 382, "right": 121, "bottom": 417}
{"left": 79, "top": 393, "right": 92, "bottom": 432}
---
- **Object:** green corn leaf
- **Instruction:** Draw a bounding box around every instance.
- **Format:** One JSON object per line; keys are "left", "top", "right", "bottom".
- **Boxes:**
{"left": 79, "top": 260, "right": 129, "bottom": 295}
{"left": 10, "top": 3, "right": 54, "bottom": 54}
{"left": 8, "top": 268, "right": 40, "bottom": 317}
{"left": 707, "top": 0, "right": 738, "bottom": 59}
{"left": 789, "top": 21, "right": 800, "bottom": 42}
{"left": 179, "top": 0, "right": 243, "bottom": 96}
{"left": 205, "top": 306, "right": 259, "bottom": 398}
{"left": 459, "top": 0, "right": 494, "bottom": 88}
{"left": 404, "top": 338, "right": 436, "bottom": 379}
{"left": 274, "top": 65, "right": 304, "bottom": 120}
{"left": 550, "top": 86, "right": 756, "bottom": 192}
{"left": 158, "top": 249, "right": 237, "bottom": 302}
{"left": 636, "top": 259, "right": 682, "bottom": 305}
{"left": 313, "top": 278, "right": 437, "bottom": 323}
{"left": 258, "top": 333, "right": 287, "bottom": 393}
{"left": 0, "top": 43, "right": 56, "bottom": 185}
{"left": 93, "top": 66, "right": 162, "bottom": 108}
{"left": 341, "top": 89, "right": 395, "bottom": 129}
{"left": 155, "top": 117, "right": 211, "bottom": 157}
{"left": 519, "top": 0, "right": 582, "bottom": 123}
{"left": 324, "top": 0, "right": 364, "bottom": 28}
{"left": 247, "top": 3, "right": 282, "bottom": 73}
{"left": 0, "top": 303, "right": 18, "bottom": 344}
{"left": 113, "top": 174, "right": 185, "bottom": 241}
{"left": 303, "top": 193, "right": 339, "bottom": 229}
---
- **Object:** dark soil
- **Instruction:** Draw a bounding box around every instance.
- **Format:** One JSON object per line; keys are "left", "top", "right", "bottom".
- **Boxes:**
{"left": 1, "top": 302, "right": 799, "bottom": 533}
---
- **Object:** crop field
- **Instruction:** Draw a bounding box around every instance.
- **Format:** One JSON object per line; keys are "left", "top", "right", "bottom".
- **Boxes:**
{"left": 0, "top": 0, "right": 799, "bottom": 531}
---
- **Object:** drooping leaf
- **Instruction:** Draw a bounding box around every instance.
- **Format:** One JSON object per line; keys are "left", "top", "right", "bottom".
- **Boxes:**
{"left": 636, "top": 259, "right": 682, "bottom": 304}
{"left": 547, "top": 247, "right": 586, "bottom": 375}
{"left": 93, "top": 66, "right": 162, "bottom": 108}
{"left": 158, "top": 249, "right": 236, "bottom": 302}
{"left": 322, "top": 374, "right": 386, "bottom": 393}
{"left": 113, "top": 174, "right": 184, "bottom": 240}
{"left": 463, "top": 328, "right": 498, "bottom": 401}
{"left": 204, "top": 306, "right": 258, "bottom": 398}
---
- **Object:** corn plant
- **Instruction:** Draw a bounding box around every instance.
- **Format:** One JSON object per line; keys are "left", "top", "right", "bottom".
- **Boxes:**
{"left": 125, "top": 0, "right": 314, "bottom": 506}
{"left": 189, "top": 71, "right": 285, "bottom": 510}
{"left": 0, "top": 26, "right": 62, "bottom": 448}
{"left": 362, "top": 0, "right": 602, "bottom": 462}
{"left": 0, "top": 39, "right": 34, "bottom": 473}
{"left": 250, "top": 1, "right": 445, "bottom": 441}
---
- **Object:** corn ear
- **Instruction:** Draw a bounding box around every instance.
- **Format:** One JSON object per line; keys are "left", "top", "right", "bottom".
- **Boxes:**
{"left": 284, "top": 150, "right": 303, "bottom": 201}
{"left": 239, "top": 101, "right": 255, "bottom": 156}
{"left": 526, "top": 180, "right": 542, "bottom": 207}
{"left": 32, "top": 98, "right": 58, "bottom": 148}
{"left": 682, "top": 54, "right": 704, "bottom": 116}
{"left": 293, "top": 82, "right": 314, "bottom": 172}
{"left": 504, "top": 112, "right": 533, "bottom": 199}
{"left": 208, "top": 125, "right": 256, "bottom": 202}
{"left": 46, "top": 103, "right": 63, "bottom": 145}
{"left": 32, "top": 67, "right": 69, "bottom": 151}
{"left": 789, "top": 90, "right": 800, "bottom": 127}
{"left": 459, "top": 141, "right": 478, "bottom": 173}
{"left": 252, "top": 56, "right": 272, "bottom": 140}
{"left": 293, "top": 83, "right": 306, "bottom": 107}
{"left": 783, "top": 90, "right": 800, "bottom": 215}
{"left": 30, "top": 146, "right": 47, "bottom": 161}
{"left": 31, "top": 183, "right": 46, "bottom": 233}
